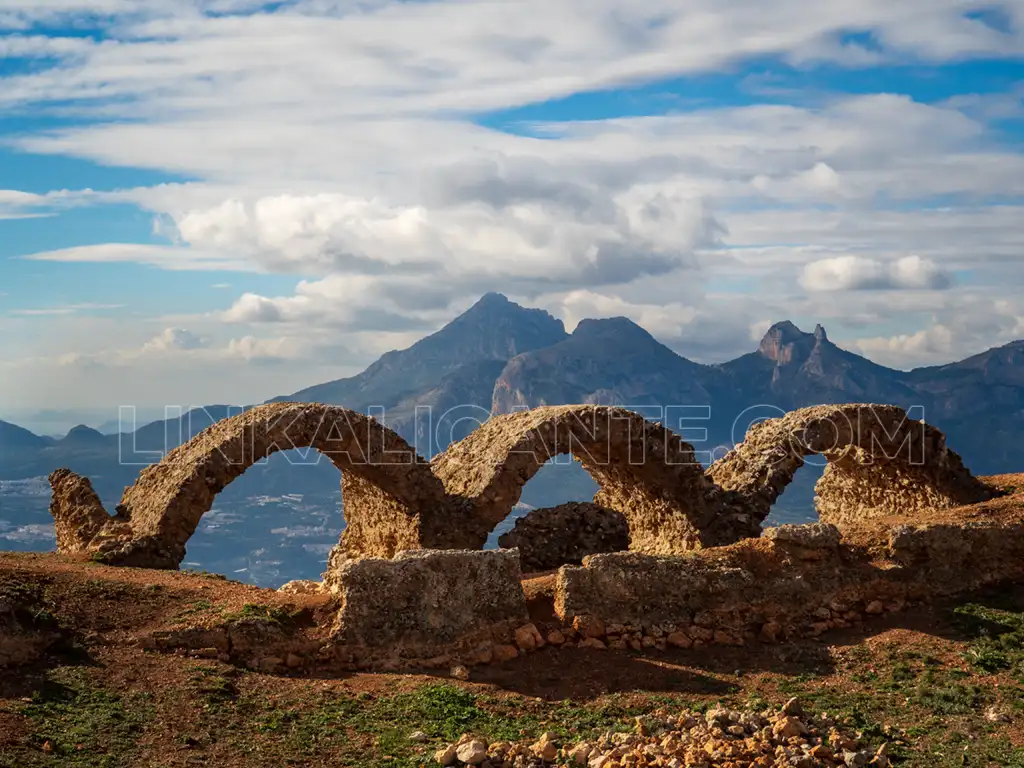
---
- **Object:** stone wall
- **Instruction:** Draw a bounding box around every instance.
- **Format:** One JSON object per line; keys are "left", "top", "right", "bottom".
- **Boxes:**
{"left": 329, "top": 549, "right": 528, "bottom": 667}
{"left": 553, "top": 511, "right": 1024, "bottom": 648}
{"left": 497, "top": 502, "right": 630, "bottom": 573}
{"left": 112, "top": 482, "right": 1024, "bottom": 671}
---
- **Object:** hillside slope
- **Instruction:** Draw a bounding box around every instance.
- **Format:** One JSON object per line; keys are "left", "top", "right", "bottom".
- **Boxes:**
{"left": 5, "top": 548, "right": 1024, "bottom": 766}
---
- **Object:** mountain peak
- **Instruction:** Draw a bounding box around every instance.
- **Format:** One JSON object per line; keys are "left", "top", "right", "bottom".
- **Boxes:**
{"left": 66, "top": 424, "right": 103, "bottom": 437}
{"left": 62, "top": 424, "right": 108, "bottom": 444}
{"left": 573, "top": 316, "right": 652, "bottom": 338}
{"left": 814, "top": 324, "right": 828, "bottom": 342}
{"left": 762, "top": 320, "right": 806, "bottom": 342}
{"left": 447, "top": 293, "right": 565, "bottom": 336}
{"left": 759, "top": 321, "right": 815, "bottom": 363}
{"left": 0, "top": 419, "right": 48, "bottom": 451}
{"left": 283, "top": 293, "right": 567, "bottom": 407}
{"left": 474, "top": 291, "right": 511, "bottom": 307}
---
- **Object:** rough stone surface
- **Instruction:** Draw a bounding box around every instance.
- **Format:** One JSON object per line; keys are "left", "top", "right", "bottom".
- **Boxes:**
{"left": 50, "top": 403, "right": 468, "bottom": 570}
{"left": 707, "top": 404, "right": 997, "bottom": 526}
{"left": 47, "top": 469, "right": 177, "bottom": 568}
{"left": 498, "top": 502, "right": 630, "bottom": 572}
{"left": 277, "top": 580, "right": 322, "bottom": 595}
{"left": 432, "top": 703, "right": 878, "bottom": 768}
{"left": 330, "top": 549, "right": 527, "bottom": 666}
{"left": 763, "top": 522, "right": 842, "bottom": 555}
{"left": 48, "top": 401, "right": 1000, "bottom": 597}
{"left": 554, "top": 507, "right": 1024, "bottom": 645}
{"left": 888, "top": 518, "right": 1024, "bottom": 590}
{"left": 47, "top": 469, "right": 121, "bottom": 554}
{"left": 432, "top": 405, "right": 757, "bottom": 555}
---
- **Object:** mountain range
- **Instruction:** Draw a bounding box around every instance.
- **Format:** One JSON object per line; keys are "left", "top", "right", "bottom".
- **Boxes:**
{"left": 2, "top": 291, "right": 1023, "bottom": 574}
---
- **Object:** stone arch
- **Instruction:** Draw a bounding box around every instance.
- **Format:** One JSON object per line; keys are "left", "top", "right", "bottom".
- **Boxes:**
{"left": 705, "top": 403, "right": 998, "bottom": 527}
{"left": 431, "top": 405, "right": 759, "bottom": 554}
{"left": 49, "top": 403, "right": 468, "bottom": 570}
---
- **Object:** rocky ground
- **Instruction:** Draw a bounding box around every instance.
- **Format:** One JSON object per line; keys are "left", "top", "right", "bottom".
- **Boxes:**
{"left": 432, "top": 697, "right": 890, "bottom": 767}
{"left": 3, "top": 552, "right": 1024, "bottom": 767}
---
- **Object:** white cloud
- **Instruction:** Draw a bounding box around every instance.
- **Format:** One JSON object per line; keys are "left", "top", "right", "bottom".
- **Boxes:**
{"left": 8, "top": 303, "right": 123, "bottom": 316}
{"left": 1, "top": 0, "right": 1024, "bottom": 405}
{"left": 141, "top": 327, "right": 208, "bottom": 352}
{"left": 0, "top": 189, "right": 44, "bottom": 206}
{"left": 2, "top": 0, "right": 1022, "bottom": 123}
{"left": 800, "top": 255, "right": 952, "bottom": 291}
{"left": 847, "top": 295, "right": 1024, "bottom": 368}
{"left": 0, "top": 188, "right": 51, "bottom": 220}
{"left": 19, "top": 242, "right": 257, "bottom": 272}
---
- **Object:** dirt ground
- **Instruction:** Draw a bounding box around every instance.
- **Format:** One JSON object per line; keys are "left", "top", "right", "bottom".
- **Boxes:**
{"left": 4, "top": 550, "right": 1024, "bottom": 767}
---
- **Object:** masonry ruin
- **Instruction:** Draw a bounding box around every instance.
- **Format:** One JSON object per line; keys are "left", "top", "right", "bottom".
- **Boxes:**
{"left": 47, "top": 403, "right": 472, "bottom": 570}
{"left": 432, "top": 405, "right": 759, "bottom": 553}
{"left": 41, "top": 401, "right": 1019, "bottom": 672}
{"left": 706, "top": 403, "right": 995, "bottom": 526}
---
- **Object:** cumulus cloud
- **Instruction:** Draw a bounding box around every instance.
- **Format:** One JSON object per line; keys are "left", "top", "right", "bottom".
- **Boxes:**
{"left": 800, "top": 255, "right": 952, "bottom": 292}
{"left": 167, "top": 188, "right": 721, "bottom": 289}
{"left": 849, "top": 296, "right": 1024, "bottom": 368}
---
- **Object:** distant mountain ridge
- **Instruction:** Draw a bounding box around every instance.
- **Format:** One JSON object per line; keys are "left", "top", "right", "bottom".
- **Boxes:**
{"left": 2, "top": 293, "right": 1024, "bottom": 505}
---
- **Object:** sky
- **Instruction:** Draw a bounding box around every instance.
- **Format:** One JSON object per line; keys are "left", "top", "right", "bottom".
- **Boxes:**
{"left": 1, "top": 0, "right": 1023, "bottom": 421}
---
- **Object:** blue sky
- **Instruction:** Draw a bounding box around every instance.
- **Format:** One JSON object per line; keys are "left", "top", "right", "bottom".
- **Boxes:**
{"left": 1, "top": 0, "right": 1023, "bottom": 422}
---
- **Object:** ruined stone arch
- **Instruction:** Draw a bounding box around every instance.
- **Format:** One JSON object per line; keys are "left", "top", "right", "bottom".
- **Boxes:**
{"left": 705, "top": 403, "right": 997, "bottom": 527}
{"left": 49, "top": 403, "right": 469, "bottom": 570}
{"left": 430, "top": 405, "right": 759, "bottom": 555}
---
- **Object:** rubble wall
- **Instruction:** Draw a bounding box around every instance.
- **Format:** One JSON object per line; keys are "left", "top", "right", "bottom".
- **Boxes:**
{"left": 554, "top": 517, "right": 1024, "bottom": 648}
{"left": 497, "top": 502, "right": 630, "bottom": 573}
{"left": 330, "top": 548, "right": 528, "bottom": 667}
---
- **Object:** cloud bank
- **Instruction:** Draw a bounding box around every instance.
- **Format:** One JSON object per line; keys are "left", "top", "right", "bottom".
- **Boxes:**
{"left": 0, "top": 0, "right": 1022, "bottom": 407}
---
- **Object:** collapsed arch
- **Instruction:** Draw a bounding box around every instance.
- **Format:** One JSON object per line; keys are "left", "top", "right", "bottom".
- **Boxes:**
{"left": 431, "top": 405, "right": 758, "bottom": 554}
{"left": 706, "top": 403, "right": 998, "bottom": 527}
{"left": 50, "top": 403, "right": 468, "bottom": 570}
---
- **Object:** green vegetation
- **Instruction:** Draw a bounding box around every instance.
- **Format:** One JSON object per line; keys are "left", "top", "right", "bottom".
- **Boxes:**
{"left": 173, "top": 598, "right": 219, "bottom": 623}
{"left": 11, "top": 587, "right": 1024, "bottom": 766}
{"left": 7, "top": 667, "right": 153, "bottom": 768}
{"left": 206, "top": 683, "right": 652, "bottom": 767}
{"left": 953, "top": 596, "right": 1024, "bottom": 677}
{"left": 180, "top": 569, "right": 229, "bottom": 581}
{"left": 0, "top": 578, "right": 61, "bottom": 630}
{"left": 187, "top": 664, "right": 242, "bottom": 710}
{"left": 221, "top": 603, "right": 301, "bottom": 627}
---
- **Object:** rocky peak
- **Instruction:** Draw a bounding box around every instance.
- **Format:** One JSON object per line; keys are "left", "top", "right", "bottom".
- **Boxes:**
{"left": 571, "top": 316, "right": 661, "bottom": 346}
{"left": 429, "top": 293, "right": 567, "bottom": 361}
{"left": 758, "top": 321, "right": 819, "bottom": 365}
{"left": 281, "top": 293, "right": 567, "bottom": 409}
